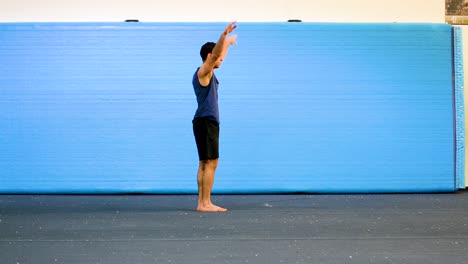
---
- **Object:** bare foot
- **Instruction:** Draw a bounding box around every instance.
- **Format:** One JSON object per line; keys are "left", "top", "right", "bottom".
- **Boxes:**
{"left": 197, "top": 203, "right": 228, "bottom": 212}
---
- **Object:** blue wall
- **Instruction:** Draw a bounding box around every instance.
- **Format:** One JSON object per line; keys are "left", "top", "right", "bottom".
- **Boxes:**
{"left": 0, "top": 23, "right": 456, "bottom": 193}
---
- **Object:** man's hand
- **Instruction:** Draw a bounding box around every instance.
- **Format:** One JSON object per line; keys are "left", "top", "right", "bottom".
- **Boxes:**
{"left": 227, "top": 35, "right": 237, "bottom": 45}
{"left": 224, "top": 21, "right": 237, "bottom": 35}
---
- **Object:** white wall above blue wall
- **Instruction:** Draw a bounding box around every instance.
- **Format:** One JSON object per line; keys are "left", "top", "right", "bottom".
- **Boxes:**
{"left": 0, "top": 0, "right": 444, "bottom": 22}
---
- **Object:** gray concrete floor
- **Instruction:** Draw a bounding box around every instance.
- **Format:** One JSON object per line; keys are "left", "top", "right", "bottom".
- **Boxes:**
{"left": 1, "top": 193, "right": 467, "bottom": 264}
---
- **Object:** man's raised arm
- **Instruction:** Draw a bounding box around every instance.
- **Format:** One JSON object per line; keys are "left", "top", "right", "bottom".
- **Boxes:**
{"left": 198, "top": 22, "right": 237, "bottom": 80}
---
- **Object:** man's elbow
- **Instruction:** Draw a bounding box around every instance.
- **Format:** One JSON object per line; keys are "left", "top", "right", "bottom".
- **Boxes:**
{"left": 211, "top": 53, "right": 221, "bottom": 61}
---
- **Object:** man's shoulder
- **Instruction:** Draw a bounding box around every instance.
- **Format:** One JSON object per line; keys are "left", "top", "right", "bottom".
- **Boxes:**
{"left": 192, "top": 67, "right": 200, "bottom": 82}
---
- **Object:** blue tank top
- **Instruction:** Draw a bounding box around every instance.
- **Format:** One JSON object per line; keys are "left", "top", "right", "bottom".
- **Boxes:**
{"left": 192, "top": 68, "right": 220, "bottom": 124}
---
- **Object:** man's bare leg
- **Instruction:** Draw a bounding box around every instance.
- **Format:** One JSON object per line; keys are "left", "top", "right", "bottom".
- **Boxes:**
{"left": 196, "top": 163, "right": 204, "bottom": 210}
{"left": 196, "top": 159, "right": 227, "bottom": 212}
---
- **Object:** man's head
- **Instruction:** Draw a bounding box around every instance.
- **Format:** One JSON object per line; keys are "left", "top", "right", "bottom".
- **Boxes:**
{"left": 200, "top": 42, "right": 223, "bottom": 68}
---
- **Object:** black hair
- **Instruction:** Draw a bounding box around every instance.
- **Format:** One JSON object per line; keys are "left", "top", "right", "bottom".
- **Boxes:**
{"left": 200, "top": 42, "right": 216, "bottom": 62}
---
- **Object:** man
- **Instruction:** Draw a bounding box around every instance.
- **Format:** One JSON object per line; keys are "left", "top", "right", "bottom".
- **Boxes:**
{"left": 192, "top": 22, "right": 237, "bottom": 212}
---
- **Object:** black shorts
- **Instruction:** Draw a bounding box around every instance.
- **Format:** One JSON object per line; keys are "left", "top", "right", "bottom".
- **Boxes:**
{"left": 192, "top": 118, "right": 219, "bottom": 160}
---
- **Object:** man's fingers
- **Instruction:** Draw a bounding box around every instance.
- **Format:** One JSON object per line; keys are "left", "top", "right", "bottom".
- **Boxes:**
{"left": 230, "top": 35, "right": 237, "bottom": 44}
{"left": 226, "top": 21, "right": 237, "bottom": 33}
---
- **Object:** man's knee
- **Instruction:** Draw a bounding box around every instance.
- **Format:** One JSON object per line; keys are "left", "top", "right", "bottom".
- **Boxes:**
{"left": 200, "top": 159, "right": 218, "bottom": 169}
